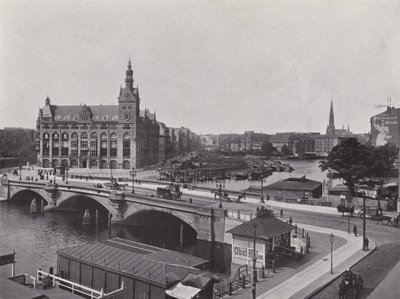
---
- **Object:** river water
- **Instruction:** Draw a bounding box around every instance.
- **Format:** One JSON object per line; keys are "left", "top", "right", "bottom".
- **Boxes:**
{"left": 196, "top": 159, "right": 329, "bottom": 191}
{"left": 0, "top": 160, "right": 326, "bottom": 278}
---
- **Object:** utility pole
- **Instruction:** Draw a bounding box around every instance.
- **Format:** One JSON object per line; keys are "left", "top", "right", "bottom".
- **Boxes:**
{"left": 252, "top": 224, "right": 257, "bottom": 299}
{"left": 362, "top": 190, "right": 366, "bottom": 251}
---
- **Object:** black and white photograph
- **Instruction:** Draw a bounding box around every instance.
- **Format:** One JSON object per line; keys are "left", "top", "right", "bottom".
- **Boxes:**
{"left": 0, "top": 1, "right": 399, "bottom": 298}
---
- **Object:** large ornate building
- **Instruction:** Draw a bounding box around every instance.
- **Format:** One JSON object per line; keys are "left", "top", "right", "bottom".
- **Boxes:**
{"left": 36, "top": 61, "right": 161, "bottom": 169}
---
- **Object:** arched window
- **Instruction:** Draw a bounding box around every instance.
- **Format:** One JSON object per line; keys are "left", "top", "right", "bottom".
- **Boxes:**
{"left": 43, "top": 159, "right": 50, "bottom": 168}
{"left": 81, "top": 132, "right": 88, "bottom": 139}
{"left": 61, "top": 133, "right": 69, "bottom": 156}
{"left": 89, "top": 160, "right": 97, "bottom": 168}
{"left": 52, "top": 133, "right": 59, "bottom": 139}
{"left": 90, "top": 132, "right": 97, "bottom": 139}
{"left": 43, "top": 133, "right": 49, "bottom": 140}
{"left": 109, "top": 133, "right": 117, "bottom": 157}
{"left": 100, "top": 133, "right": 107, "bottom": 157}
{"left": 123, "top": 160, "right": 130, "bottom": 169}
{"left": 71, "top": 159, "right": 78, "bottom": 167}
{"left": 100, "top": 160, "right": 107, "bottom": 169}
{"left": 71, "top": 132, "right": 78, "bottom": 139}
{"left": 110, "top": 160, "right": 117, "bottom": 169}
{"left": 123, "top": 133, "right": 130, "bottom": 157}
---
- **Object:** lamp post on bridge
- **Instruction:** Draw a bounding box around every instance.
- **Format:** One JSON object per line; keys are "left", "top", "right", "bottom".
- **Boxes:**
{"left": 260, "top": 174, "right": 265, "bottom": 203}
{"left": 19, "top": 163, "right": 22, "bottom": 181}
{"left": 329, "top": 232, "right": 335, "bottom": 274}
{"left": 130, "top": 167, "right": 137, "bottom": 194}
{"left": 216, "top": 180, "right": 225, "bottom": 209}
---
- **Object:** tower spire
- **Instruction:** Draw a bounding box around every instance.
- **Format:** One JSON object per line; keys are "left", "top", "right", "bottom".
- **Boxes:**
{"left": 326, "top": 99, "right": 335, "bottom": 135}
{"left": 125, "top": 59, "right": 134, "bottom": 91}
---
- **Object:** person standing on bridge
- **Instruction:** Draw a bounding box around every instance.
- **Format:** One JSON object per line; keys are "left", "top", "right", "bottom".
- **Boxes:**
{"left": 353, "top": 224, "right": 358, "bottom": 237}
{"left": 280, "top": 208, "right": 284, "bottom": 218}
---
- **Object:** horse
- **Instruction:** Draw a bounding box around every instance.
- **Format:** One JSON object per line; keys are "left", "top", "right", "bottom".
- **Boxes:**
{"left": 339, "top": 271, "right": 363, "bottom": 299}
{"left": 237, "top": 192, "right": 246, "bottom": 202}
{"left": 376, "top": 215, "right": 393, "bottom": 225}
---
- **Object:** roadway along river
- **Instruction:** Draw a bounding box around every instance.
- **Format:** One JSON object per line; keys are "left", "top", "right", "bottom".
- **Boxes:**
{"left": 0, "top": 159, "right": 326, "bottom": 279}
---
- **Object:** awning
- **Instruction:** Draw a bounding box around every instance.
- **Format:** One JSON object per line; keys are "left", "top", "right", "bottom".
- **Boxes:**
{"left": 165, "top": 282, "right": 201, "bottom": 299}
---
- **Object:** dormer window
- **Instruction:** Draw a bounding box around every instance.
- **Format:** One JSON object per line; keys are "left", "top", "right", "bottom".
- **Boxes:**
{"left": 112, "top": 115, "right": 118, "bottom": 121}
{"left": 102, "top": 115, "right": 109, "bottom": 121}
{"left": 63, "top": 115, "right": 70, "bottom": 121}
{"left": 73, "top": 115, "right": 79, "bottom": 121}
{"left": 54, "top": 115, "right": 61, "bottom": 121}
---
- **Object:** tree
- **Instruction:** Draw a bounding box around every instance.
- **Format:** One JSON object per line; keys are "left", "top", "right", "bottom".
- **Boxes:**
{"left": 281, "top": 144, "right": 292, "bottom": 156}
{"left": 261, "top": 141, "right": 276, "bottom": 156}
{"left": 320, "top": 138, "right": 397, "bottom": 196}
{"left": 319, "top": 138, "right": 370, "bottom": 194}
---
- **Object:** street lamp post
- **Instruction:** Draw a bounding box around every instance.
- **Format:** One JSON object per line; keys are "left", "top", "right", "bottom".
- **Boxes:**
{"left": 252, "top": 224, "right": 257, "bottom": 299}
{"left": 19, "top": 164, "right": 22, "bottom": 181}
{"left": 216, "top": 180, "right": 225, "bottom": 209}
{"left": 347, "top": 212, "right": 350, "bottom": 234}
{"left": 130, "top": 167, "right": 136, "bottom": 194}
{"left": 362, "top": 190, "right": 367, "bottom": 251}
{"left": 329, "top": 233, "right": 335, "bottom": 274}
{"left": 260, "top": 174, "right": 265, "bottom": 203}
{"left": 110, "top": 162, "right": 113, "bottom": 183}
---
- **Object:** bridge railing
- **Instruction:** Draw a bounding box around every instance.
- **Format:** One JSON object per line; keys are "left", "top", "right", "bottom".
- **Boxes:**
{"left": 226, "top": 209, "right": 254, "bottom": 221}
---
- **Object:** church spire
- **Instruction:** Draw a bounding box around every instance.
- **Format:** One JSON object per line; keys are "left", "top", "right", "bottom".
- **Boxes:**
{"left": 326, "top": 99, "right": 336, "bottom": 135}
{"left": 125, "top": 59, "right": 134, "bottom": 91}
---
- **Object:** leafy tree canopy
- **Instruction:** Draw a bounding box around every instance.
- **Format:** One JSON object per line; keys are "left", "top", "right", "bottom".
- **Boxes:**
{"left": 261, "top": 141, "right": 277, "bottom": 156}
{"left": 319, "top": 138, "right": 397, "bottom": 194}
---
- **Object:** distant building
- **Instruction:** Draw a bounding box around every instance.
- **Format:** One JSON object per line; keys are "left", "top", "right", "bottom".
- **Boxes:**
{"left": 370, "top": 106, "right": 400, "bottom": 146}
{"left": 262, "top": 176, "right": 323, "bottom": 198}
{"left": 270, "top": 133, "right": 291, "bottom": 152}
{"left": 36, "top": 61, "right": 199, "bottom": 169}
{"left": 312, "top": 101, "right": 354, "bottom": 155}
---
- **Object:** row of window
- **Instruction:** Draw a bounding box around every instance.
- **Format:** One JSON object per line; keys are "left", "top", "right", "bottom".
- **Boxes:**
{"left": 43, "top": 159, "right": 131, "bottom": 169}
{"left": 43, "top": 141, "right": 131, "bottom": 157}
{"left": 53, "top": 115, "right": 120, "bottom": 121}
{"left": 43, "top": 132, "right": 131, "bottom": 140}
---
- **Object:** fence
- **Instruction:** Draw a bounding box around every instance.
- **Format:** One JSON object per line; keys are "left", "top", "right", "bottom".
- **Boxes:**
{"left": 31, "top": 269, "right": 124, "bottom": 299}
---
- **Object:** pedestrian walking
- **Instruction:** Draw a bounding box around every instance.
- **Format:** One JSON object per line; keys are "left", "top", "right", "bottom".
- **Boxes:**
{"left": 365, "top": 237, "right": 369, "bottom": 250}
{"left": 280, "top": 208, "right": 284, "bottom": 218}
{"left": 353, "top": 224, "right": 357, "bottom": 237}
{"left": 289, "top": 217, "right": 293, "bottom": 225}
{"left": 189, "top": 197, "right": 192, "bottom": 204}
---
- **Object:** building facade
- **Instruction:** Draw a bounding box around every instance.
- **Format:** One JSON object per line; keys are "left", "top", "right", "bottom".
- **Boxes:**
{"left": 370, "top": 106, "right": 400, "bottom": 147}
{"left": 36, "top": 61, "right": 181, "bottom": 169}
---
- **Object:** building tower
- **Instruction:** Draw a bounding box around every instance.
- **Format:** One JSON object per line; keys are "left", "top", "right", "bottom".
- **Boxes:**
{"left": 326, "top": 100, "right": 336, "bottom": 135}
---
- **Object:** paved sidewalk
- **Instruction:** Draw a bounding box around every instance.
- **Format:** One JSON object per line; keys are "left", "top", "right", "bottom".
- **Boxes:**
{"left": 256, "top": 224, "right": 374, "bottom": 299}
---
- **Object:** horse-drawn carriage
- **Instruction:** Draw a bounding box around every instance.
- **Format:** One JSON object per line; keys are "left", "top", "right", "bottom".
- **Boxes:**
{"left": 338, "top": 270, "right": 363, "bottom": 299}
{"left": 336, "top": 204, "right": 355, "bottom": 216}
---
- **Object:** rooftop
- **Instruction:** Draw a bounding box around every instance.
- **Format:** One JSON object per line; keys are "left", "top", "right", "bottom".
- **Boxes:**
{"left": 227, "top": 215, "right": 294, "bottom": 239}
{"left": 264, "top": 176, "right": 322, "bottom": 191}
{"left": 57, "top": 238, "right": 207, "bottom": 287}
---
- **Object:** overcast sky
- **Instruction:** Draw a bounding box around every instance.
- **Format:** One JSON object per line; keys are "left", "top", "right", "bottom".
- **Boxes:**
{"left": 1, "top": 0, "right": 399, "bottom": 134}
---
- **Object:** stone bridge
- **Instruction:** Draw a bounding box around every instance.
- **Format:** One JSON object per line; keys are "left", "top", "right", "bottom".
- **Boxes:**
{"left": 0, "top": 178, "right": 229, "bottom": 243}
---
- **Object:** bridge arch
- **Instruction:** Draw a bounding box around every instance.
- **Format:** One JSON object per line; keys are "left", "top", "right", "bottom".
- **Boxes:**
{"left": 10, "top": 189, "right": 47, "bottom": 203}
{"left": 57, "top": 193, "right": 116, "bottom": 215}
{"left": 122, "top": 209, "right": 198, "bottom": 247}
